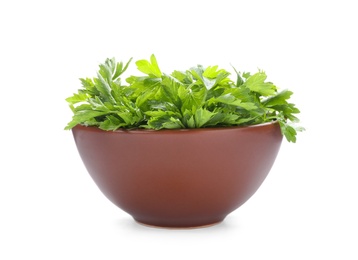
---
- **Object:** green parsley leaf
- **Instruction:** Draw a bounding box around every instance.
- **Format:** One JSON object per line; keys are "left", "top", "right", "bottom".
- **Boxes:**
{"left": 65, "top": 54, "right": 304, "bottom": 142}
{"left": 135, "top": 54, "right": 162, "bottom": 78}
{"left": 244, "top": 71, "right": 276, "bottom": 96}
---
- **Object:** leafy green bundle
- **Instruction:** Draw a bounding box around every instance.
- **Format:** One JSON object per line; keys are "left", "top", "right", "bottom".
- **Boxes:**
{"left": 65, "top": 55, "right": 303, "bottom": 142}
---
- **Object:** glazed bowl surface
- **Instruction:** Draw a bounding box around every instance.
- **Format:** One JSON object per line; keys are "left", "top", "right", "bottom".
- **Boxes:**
{"left": 72, "top": 122, "right": 283, "bottom": 228}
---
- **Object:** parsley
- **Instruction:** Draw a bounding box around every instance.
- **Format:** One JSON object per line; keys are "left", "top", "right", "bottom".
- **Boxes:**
{"left": 65, "top": 55, "right": 304, "bottom": 142}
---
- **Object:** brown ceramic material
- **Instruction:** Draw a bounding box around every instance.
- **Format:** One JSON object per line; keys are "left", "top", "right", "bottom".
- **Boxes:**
{"left": 72, "top": 121, "right": 283, "bottom": 228}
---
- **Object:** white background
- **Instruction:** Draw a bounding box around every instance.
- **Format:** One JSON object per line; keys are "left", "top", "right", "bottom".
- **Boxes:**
{"left": 1, "top": 0, "right": 357, "bottom": 259}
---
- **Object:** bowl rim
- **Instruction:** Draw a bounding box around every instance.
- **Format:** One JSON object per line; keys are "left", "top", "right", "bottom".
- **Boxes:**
{"left": 72, "top": 120, "right": 280, "bottom": 134}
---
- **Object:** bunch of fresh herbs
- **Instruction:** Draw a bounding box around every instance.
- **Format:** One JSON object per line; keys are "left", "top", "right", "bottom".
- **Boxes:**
{"left": 65, "top": 55, "right": 303, "bottom": 142}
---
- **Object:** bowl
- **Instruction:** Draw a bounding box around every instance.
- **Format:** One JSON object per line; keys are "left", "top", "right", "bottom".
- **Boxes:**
{"left": 72, "top": 121, "right": 282, "bottom": 228}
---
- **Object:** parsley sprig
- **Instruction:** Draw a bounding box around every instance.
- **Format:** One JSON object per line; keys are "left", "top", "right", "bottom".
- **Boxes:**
{"left": 65, "top": 55, "right": 304, "bottom": 142}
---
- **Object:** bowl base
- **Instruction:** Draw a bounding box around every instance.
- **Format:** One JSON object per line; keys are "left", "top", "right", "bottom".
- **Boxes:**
{"left": 134, "top": 219, "right": 224, "bottom": 229}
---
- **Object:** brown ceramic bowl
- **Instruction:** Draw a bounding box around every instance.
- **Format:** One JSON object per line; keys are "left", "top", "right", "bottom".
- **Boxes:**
{"left": 72, "top": 121, "right": 282, "bottom": 228}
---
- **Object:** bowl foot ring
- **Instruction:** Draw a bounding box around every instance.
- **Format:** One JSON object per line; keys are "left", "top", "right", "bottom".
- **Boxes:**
{"left": 134, "top": 219, "right": 223, "bottom": 229}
